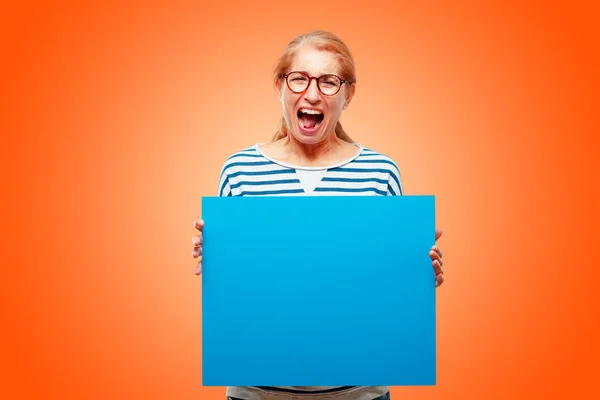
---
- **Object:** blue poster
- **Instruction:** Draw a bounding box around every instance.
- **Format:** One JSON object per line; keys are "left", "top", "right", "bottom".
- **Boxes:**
{"left": 201, "top": 195, "right": 436, "bottom": 386}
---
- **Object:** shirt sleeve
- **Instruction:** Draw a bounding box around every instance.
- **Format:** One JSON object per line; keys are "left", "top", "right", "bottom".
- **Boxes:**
{"left": 217, "top": 162, "right": 232, "bottom": 197}
{"left": 386, "top": 160, "right": 403, "bottom": 196}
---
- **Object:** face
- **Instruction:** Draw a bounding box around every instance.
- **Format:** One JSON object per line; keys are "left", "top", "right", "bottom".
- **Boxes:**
{"left": 277, "top": 45, "right": 354, "bottom": 144}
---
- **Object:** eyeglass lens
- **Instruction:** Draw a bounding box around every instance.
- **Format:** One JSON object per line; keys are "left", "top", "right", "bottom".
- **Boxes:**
{"left": 286, "top": 72, "right": 342, "bottom": 95}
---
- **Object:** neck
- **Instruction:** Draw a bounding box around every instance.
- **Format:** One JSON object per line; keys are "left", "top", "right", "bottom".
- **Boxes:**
{"left": 284, "top": 132, "right": 347, "bottom": 166}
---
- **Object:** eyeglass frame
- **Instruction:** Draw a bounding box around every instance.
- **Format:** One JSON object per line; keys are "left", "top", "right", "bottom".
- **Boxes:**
{"left": 279, "top": 71, "right": 354, "bottom": 96}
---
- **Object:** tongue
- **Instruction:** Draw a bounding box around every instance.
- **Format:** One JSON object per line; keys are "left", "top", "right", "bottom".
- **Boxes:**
{"left": 300, "top": 114, "right": 319, "bottom": 129}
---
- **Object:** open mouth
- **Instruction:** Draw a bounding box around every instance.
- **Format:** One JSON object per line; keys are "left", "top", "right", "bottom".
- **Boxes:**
{"left": 297, "top": 108, "right": 324, "bottom": 132}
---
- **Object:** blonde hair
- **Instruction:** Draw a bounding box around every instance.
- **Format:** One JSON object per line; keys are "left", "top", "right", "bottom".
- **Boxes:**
{"left": 271, "top": 30, "right": 356, "bottom": 142}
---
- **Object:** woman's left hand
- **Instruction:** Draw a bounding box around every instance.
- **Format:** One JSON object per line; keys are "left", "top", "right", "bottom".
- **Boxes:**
{"left": 430, "top": 229, "right": 444, "bottom": 287}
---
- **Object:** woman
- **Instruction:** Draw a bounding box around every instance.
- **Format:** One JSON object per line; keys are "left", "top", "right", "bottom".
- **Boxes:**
{"left": 191, "top": 30, "right": 445, "bottom": 400}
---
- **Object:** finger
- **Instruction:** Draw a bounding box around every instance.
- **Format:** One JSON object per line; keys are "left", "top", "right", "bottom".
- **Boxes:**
{"left": 435, "top": 273, "right": 444, "bottom": 287}
{"left": 430, "top": 245, "right": 443, "bottom": 260}
{"left": 435, "top": 229, "right": 443, "bottom": 241}
{"left": 195, "top": 259, "right": 202, "bottom": 275}
{"left": 429, "top": 249, "right": 437, "bottom": 260}
{"left": 192, "top": 235, "right": 203, "bottom": 247}
{"left": 194, "top": 219, "right": 205, "bottom": 231}
{"left": 434, "top": 245, "right": 443, "bottom": 259}
{"left": 192, "top": 246, "right": 203, "bottom": 258}
{"left": 429, "top": 249, "right": 443, "bottom": 266}
{"left": 432, "top": 259, "right": 444, "bottom": 276}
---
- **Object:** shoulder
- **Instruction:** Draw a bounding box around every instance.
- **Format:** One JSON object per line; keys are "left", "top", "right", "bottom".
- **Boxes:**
{"left": 218, "top": 144, "right": 270, "bottom": 176}
{"left": 217, "top": 145, "right": 265, "bottom": 196}
{"left": 220, "top": 144, "right": 263, "bottom": 168}
{"left": 355, "top": 145, "right": 401, "bottom": 173}
{"left": 353, "top": 145, "right": 403, "bottom": 195}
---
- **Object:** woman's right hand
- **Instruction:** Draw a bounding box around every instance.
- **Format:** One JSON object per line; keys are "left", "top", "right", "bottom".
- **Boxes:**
{"left": 192, "top": 218, "right": 204, "bottom": 275}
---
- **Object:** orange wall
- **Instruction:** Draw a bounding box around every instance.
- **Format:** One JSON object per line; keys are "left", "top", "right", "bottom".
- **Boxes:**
{"left": 2, "top": 1, "right": 598, "bottom": 399}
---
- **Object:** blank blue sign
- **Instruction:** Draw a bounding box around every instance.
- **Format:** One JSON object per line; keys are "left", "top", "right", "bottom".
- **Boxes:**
{"left": 201, "top": 195, "right": 436, "bottom": 386}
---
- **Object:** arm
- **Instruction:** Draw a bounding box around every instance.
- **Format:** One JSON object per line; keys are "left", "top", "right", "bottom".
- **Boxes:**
{"left": 192, "top": 161, "right": 231, "bottom": 275}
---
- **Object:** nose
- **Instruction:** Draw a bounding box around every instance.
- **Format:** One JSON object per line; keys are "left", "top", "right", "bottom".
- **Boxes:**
{"left": 303, "top": 78, "right": 321, "bottom": 103}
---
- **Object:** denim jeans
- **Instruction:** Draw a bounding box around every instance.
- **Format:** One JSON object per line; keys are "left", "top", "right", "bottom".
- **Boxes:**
{"left": 228, "top": 392, "right": 390, "bottom": 400}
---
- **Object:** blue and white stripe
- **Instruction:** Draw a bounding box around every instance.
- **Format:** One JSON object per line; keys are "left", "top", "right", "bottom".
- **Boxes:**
{"left": 218, "top": 144, "right": 402, "bottom": 198}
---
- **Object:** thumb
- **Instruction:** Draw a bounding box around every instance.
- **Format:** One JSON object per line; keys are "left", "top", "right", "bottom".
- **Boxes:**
{"left": 435, "top": 228, "right": 443, "bottom": 241}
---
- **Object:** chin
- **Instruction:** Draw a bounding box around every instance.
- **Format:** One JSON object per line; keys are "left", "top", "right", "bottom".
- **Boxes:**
{"left": 290, "top": 129, "right": 328, "bottom": 144}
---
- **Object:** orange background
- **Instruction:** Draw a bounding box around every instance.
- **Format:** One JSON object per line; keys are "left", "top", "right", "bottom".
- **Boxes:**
{"left": 2, "top": 0, "right": 599, "bottom": 399}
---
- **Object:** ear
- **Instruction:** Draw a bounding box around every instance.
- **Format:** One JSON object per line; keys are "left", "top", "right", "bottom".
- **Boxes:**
{"left": 274, "top": 78, "right": 284, "bottom": 102}
{"left": 344, "top": 83, "right": 356, "bottom": 107}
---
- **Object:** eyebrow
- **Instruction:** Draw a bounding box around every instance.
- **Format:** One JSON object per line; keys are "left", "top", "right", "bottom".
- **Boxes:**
{"left": 294, "top": 70, "right": 338, "bottom": 76}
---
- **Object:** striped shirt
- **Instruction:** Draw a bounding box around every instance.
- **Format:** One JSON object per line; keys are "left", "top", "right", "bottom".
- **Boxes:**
{"left": 218, "top": 143, "right": 402, "bottom": 198}
{"left": 218, "top": 142, "right": 402, "bottom": 400}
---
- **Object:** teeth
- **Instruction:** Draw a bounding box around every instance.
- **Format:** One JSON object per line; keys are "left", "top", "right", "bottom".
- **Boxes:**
{"left": 300, "top": 108, "right": 323, "bottom": 115}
